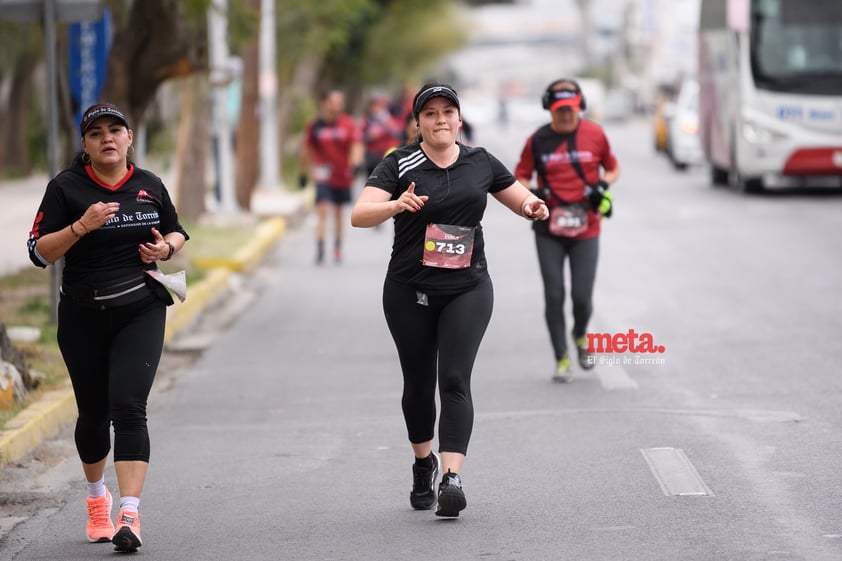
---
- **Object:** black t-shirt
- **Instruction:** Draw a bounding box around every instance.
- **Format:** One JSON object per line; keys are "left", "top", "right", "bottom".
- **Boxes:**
{"left": 28, "top": 163, "right": 189, "bottom": 289}
{"left": 366, "top": 142, "right": 515, "bottom": 295}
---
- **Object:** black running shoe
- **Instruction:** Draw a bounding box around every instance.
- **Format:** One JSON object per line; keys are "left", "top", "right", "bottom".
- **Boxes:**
{"left": 410, "top": 452, "right": 439, "bottom": 510}
{"left": 435, "top": 470, "right": 466, "bottom": 517}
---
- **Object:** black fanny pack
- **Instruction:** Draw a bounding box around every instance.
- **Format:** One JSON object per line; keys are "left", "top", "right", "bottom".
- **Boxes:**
{"left": 61, "top": 274, "right": 171, "bottom": 309}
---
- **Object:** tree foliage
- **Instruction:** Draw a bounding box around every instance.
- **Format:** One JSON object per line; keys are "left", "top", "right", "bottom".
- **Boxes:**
{"left": 0, "top": 21, "right": 45, "bottom": 176}
{"left": 355, "top": 1, "right": 468, "bottom": 89}
{"left": 0, "top": 0, "right": 473, "bottom": 204}
{"left": 100, "top": 0, "right": 209, "bottom": 126}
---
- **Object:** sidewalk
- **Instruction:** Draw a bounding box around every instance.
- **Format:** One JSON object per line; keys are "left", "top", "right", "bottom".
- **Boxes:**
{"left": 0, "top": 176, "right": 310, "bottom": 470}
{"left": 0, "top": 174, "right": 48, "bottom": 277}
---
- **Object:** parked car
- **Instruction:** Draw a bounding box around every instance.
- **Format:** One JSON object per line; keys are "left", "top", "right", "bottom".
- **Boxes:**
{"left": 665, "top": 76, "right": 705, "bottom": 170}
{"left": 652, "top": 83, "right": 677, "bottom": 153}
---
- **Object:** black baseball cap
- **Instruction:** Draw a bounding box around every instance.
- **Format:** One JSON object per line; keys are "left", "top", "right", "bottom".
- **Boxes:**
{"left": 412, "top": 85, "right": 460, "bottom": 118}
{"left": 79, "top": 103, "right": 129, "bottom": 136}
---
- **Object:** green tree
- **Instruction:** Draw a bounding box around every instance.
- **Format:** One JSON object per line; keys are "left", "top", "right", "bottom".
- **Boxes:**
{"left": 0, "top": 21, "right": 45, "bottom": 176}
{"left": 1, "top": 0, "right": 489, "bottom": 208}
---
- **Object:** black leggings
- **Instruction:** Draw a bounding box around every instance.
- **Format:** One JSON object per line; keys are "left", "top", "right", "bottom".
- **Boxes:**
{"left": 57, "top": 294, "right": 166, "bottom": 464}
{"left": 534, "top": 232, "right": 599, "bottom": 360}
{"left": 383, "top": 276, "right": 493, "bottom": 455}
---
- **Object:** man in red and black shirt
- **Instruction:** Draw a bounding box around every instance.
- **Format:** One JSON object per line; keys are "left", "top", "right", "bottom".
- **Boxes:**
{"left": 515, "top": 78, "right": 620, "bottom": 382}
{"left": 299, "top": 89, "right": 364, "bottom": 264}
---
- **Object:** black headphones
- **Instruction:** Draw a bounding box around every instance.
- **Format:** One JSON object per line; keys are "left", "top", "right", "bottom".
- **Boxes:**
{"left": 541, "top": 78, "right": 587, "bottom": 111}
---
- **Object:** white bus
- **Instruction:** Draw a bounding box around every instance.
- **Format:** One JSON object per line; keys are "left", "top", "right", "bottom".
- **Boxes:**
{"left": 698, "top": 0, "right": 842, "bottom": 192}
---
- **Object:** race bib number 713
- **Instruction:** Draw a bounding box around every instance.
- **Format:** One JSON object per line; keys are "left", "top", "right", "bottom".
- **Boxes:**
{"left": 421, "top": 223, "right": 475, "bottom": 269}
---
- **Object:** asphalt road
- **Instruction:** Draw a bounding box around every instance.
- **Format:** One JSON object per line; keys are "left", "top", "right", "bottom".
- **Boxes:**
{"left": 2, "top": 116, "right": 841, "bottom": 561}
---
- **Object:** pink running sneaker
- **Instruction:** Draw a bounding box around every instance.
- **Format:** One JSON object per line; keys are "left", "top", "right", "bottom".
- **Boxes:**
{"left": 112, "top": 509, "right": 142, "bottom": 552}
{"left": 85, "top": 487, "right": 115, "bottom": 543}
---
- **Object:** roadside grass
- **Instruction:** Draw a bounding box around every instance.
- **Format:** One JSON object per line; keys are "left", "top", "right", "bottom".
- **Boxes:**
{"left": 0, "top": 217, "right": 259, "bottom": 428}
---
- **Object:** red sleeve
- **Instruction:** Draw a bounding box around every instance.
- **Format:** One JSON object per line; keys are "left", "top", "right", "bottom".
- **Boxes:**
{"left": 514, "top": 136, "right": 536, "bottom": 180}
{"left": 349, "top": 117, "right": 364, "bottom": 142}
{"left": 600, "top": 132, "right": 618, "bottom": 172}
{"left": 303, "top": 121, "right": 315, "bottom": 148}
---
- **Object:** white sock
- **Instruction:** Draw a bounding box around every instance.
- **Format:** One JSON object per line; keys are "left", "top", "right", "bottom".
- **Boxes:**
{"left": 86, "top": 477, "right": 106, "bottom": 498}
{"left": 119, "top": 496, "right": 140, "bottom": 514}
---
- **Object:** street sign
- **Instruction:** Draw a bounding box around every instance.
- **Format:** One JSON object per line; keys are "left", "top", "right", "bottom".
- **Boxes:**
{"left": 0, "top": 0, "right": 102, "bottom": 22}
{"left": 68, "top": 9, "right": 111, "bottom": 127}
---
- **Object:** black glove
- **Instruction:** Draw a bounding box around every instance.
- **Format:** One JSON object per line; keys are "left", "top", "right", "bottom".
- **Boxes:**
{"left": 531, "top": 187, "right": 548, "bottom": 199}
{"left": 298, "top": 174, "right": 308, "bottom": 189}
{"left": 585, "top": 179, "right": 609, "bottom": 210}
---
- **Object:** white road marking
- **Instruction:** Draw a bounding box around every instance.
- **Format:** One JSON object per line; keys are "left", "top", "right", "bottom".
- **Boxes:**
{"left": 641, "top": 447, "right": 714, "bottom": 496}
{"left": 597, "top": 366, "right": 639, "bottom": 390}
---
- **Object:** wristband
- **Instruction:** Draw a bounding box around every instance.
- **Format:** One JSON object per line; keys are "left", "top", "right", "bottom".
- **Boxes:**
{"left": 69, "top": 221, "right": 83, "bottom": 238}
{"left": 162, "top": 241, "right": 175, "bottom": 261}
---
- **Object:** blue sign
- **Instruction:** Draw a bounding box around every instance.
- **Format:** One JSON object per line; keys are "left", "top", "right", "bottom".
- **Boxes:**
{"left": 68, "top": 8, "right": 111, "bottom": 129}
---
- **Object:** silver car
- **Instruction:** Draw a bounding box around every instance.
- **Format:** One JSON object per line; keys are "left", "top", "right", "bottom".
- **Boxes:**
{"left": 665, "top": 77, "right": 705, "bottom": 170}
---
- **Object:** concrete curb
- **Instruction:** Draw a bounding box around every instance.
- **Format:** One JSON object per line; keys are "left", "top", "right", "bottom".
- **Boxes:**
{"left": 0, "top": 384, "right": 76, "bottom": 467}
{"left": 163, "top": 268, "right": 232, "bottom": 345}
{"left": 0, "top": 216, "right": 289, "bottom": 470}
{"left": 190, "top": 217, "right": 286, "bottom": 272}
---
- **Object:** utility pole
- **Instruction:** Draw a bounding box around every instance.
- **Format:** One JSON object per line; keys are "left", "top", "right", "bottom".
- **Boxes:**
{"left": 207, "top": 0, "right": 238, "bottom": 213}
{"left": 44, "top": 0, "right": 61, "bottom": 322}
{"left": 258, "top": 0, "right": 280, "bottom": 189}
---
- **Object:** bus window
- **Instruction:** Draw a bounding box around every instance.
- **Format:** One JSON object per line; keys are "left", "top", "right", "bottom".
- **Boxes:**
{"left": 751, "top": 0, "right": 842, "bottom": 92}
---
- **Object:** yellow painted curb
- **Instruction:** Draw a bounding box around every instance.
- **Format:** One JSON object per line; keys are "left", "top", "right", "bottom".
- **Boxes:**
{"left": 0, "top": 217, "right": 288, "bottom": 470}
{"left": 191, "top": 217, "right": 286, "bottom": 272}
{"left": 0, "top": 384, "right": 76, "bottom": 468}
{"left": 163, "top": 268, "right": 230, "bottom": 345}
{"left": 0, "top": 270, "right": 232, "bottom": 470}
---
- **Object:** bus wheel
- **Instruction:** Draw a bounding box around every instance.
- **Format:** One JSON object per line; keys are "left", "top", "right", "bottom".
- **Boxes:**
{"left": 711, "top": 165, "right": 728, "bottom": 185}
{"left": 741, "top": 177, "right": 764, "bottom": 193}
{"left": 731, "top": 171, "right": 764, "bottom": 193}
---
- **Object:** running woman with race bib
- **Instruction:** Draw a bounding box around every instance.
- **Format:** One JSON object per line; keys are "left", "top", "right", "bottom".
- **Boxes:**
{"left": 351, "top": 82, "right": 548, "bottom": 518}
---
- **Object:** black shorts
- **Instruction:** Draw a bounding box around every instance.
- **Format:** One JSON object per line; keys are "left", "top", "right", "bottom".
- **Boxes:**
{"left": 316, "top": 183, "right": 352, "bottom": 205}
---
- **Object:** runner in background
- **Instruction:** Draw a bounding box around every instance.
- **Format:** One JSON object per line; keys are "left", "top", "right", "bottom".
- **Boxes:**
{"left": 362, "top": 93, "right": 402, "bottom": 177}
{"left": 515, "top": 78, "right": 620, "bottom": 383}
{"left": 299, "top": 89, "right": 364, "bottom": 264}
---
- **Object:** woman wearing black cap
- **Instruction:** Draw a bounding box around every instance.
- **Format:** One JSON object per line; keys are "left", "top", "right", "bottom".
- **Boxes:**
{"left": 27, "top": 103, "right": 188, "bottom": 552}
{"left": 351, "top": 82, "right": 549, "bottom": 518}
